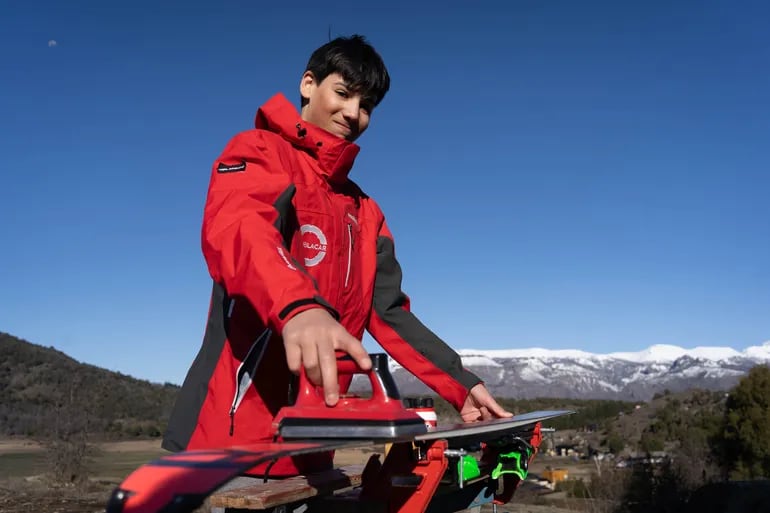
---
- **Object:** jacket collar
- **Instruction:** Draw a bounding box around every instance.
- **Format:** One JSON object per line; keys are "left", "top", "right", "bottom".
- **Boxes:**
{"left": 254, "top": 93, "right": 361, "bottom": 183}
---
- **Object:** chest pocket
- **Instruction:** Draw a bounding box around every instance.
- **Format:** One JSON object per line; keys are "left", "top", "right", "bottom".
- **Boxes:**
{"left": 272, "top": 185, "right": 331, "bottom": 269}
{"left": 288, "top": 207, "right": 335, "bottom": 276}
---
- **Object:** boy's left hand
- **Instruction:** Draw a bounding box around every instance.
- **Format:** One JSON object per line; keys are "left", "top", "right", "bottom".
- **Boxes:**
{"left": 460, "top": 383, "right": 514, "bottom": 423}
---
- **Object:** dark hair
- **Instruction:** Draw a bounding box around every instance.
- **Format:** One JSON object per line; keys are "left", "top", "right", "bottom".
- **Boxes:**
{"left": 303, "top": 34, "right": 390, "bottom": 108}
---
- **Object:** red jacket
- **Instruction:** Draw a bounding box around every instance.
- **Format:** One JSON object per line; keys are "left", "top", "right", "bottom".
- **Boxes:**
{"left": 162, "top": 93, "right": 482, "bottom": 476}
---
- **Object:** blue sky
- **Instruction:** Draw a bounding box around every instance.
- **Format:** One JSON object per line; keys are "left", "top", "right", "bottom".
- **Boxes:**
{"left": 1, "top": 1, "right": 768, "bottom": 385}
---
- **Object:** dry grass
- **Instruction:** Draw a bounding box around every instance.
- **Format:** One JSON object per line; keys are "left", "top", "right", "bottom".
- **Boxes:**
{"left": 0, "top": 438, "right": 582, "bottom": 513}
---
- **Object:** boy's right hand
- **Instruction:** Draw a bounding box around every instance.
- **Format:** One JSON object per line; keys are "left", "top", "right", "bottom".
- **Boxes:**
{"left": 281, "top": 308, "right": 372, "bottom": 406}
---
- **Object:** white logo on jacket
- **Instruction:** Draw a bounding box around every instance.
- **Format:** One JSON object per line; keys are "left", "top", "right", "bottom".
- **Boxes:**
{"left": 300, "top": 224, "right": 327, "bottom": 267}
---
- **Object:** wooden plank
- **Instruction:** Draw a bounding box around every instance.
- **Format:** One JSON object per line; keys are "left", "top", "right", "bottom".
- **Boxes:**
{"left": 209, "top": 464, "right": 366, "bottom": 510}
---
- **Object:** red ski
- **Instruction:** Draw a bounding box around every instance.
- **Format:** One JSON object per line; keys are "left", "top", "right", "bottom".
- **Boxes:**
{"left": 105, "top": 440, "right": 370, "bottom": 513}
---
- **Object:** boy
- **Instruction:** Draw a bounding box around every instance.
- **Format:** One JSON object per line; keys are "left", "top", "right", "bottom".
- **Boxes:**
{"left": 162, "top": 34, "right": 511, "bottom": 479}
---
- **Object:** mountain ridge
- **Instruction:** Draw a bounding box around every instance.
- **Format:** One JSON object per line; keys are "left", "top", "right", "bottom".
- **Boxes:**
{"left": 5, "top": 328, "right": 769, "bottom": 408}
{"left": 383, "top": 340, "right": 770, "bottom": 401}
{"left": 454, "top": 340, "right": 770, "bottom": 363}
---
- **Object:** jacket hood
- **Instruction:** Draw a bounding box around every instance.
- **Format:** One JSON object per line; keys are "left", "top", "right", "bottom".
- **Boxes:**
{"left": 254, "top": 93, "right": 361, "bottom": 183}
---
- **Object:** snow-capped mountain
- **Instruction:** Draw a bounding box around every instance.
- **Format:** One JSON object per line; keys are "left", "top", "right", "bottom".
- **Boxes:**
{"left": 379, "top": 341, "right": 770, "bottom": 401}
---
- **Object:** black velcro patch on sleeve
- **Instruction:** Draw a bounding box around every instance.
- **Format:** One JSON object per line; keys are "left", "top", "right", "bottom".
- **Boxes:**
{"left": 217, "top": 161, "right": 247, "bottom": 173}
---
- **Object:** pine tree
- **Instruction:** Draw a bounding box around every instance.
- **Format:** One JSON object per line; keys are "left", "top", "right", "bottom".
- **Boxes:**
{"left": 713, "top": 365, "right": 770, "bottom": 479}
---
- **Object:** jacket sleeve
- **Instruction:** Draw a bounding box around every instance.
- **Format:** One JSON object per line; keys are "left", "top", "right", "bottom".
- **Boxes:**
{"left": 366, "top": 219, "right": 482, "bottom": 411}
{"left": 202, "top": 130, "right": 336, "bottom": 333}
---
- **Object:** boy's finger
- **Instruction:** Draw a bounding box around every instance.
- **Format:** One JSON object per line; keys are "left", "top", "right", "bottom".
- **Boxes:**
{"left": 318, "top": 342, "right": 340, "bottom": 406}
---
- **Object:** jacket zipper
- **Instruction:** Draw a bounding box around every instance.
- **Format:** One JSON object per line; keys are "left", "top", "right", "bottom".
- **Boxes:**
{"left": 344, "top": 222, "right": 353, "bottom": 288}
{"left": 228, "top": 329, "right": 271, "bottom": 436}
{"left": 228, "top": 299, "right": 239, "bottom": 436}
{"left": 229, "top": 366, "right": 244, "bottom": 436}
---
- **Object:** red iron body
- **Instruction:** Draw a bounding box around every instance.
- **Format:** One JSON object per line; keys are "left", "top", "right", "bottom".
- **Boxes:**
{"left": 273, "top": 353, "right": 428, "bottom": 440}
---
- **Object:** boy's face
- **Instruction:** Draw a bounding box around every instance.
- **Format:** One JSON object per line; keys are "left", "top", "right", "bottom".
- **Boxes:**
{"left": 300, "top": 71, "right": 373, "bottom": 142}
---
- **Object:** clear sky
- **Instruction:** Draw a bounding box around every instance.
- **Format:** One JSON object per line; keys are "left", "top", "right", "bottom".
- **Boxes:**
{"left": 1, "top": 1, "right": 768, "bottom": 385}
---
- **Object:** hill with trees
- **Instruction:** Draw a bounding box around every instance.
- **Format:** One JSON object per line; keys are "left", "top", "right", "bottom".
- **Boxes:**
{"left": 0, "top": 331, "right": 179, "bottom": 440}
